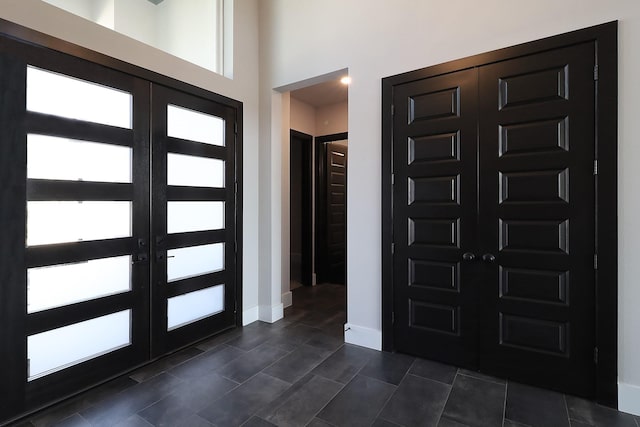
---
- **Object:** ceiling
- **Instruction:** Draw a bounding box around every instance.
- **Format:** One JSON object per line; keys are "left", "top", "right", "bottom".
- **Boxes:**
{"left": 290, "top": 78, "right": 348, "bottom": 108}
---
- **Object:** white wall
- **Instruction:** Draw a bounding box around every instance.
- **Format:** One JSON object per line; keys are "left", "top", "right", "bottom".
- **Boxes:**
{"left": 0, "top": 0, "right": 262, "bottom": 323}
{"left": 43, "top": 0, "right": 93, "bottom": 20}
{"left": 156, "top": 0, "right": 219, "bottom": 71}
{"left": 316, "top": 101, "right": 347, "bottom": 136}
{"left": 258, "top": 0, "right": 640, "bottom": 414}
{"left": 113, "top": 0, "right": 156, "bottom": 47}
{"left": 290, "top": 97, "right": 316, "bottom": 136}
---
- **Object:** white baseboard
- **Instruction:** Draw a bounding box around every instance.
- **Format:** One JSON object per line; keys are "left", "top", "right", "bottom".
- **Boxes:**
{"left": 619, "top": 382, "right": 640, "bottom": 416}
{"left": 242, "top": 306, "right": 259, "bottom": 326}
{"left": 259, "top": 303, "right": 284, "bottom": 323}
{"left": 344, "top": 323, "right": 382, "bottom": 351}
{"left": 282, "top": 291, "right": 293, "bottom": 308}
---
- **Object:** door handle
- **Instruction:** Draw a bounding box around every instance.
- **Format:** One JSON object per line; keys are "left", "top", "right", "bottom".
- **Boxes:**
{"left": 462, "top": 252, "right": 476, "bottom": 262}
{"left": 482, "top": 253, "right": 496, "bottom": 263}
{"left": 132, "top": 253, "right": 148, "bottom": 264}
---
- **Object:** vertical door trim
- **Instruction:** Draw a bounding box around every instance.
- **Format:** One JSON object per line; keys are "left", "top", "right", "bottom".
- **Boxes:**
{"left": 382, "top": 21, "right": 617, "bottom": 406}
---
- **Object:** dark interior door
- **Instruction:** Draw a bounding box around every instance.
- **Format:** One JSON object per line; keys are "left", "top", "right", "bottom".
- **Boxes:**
{"left": 325, "top": 141, "right": 348, "bottom": 285}
{"left": 391, "top": 42, "right": 597, "bottom": 396}
{"left": 392, "top": 69, "right": 479, "bottom": 367}
{"left": 477, "top": 42, "right": 596, "bottom": 396}
{"left": 151, "top": 85, "right": 238, "bottom": 357}
{"left": 290, "top": 130, "right": 313, "bottom": 287}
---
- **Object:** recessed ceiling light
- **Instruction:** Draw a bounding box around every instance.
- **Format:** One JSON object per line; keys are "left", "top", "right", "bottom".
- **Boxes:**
{"left": 340, "top": 76, "right": 352, "bottom": 85}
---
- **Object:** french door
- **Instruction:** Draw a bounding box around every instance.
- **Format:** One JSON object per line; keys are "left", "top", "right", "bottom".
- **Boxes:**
{"left": 385, "top": 36, "right": 608, "bottom": 399}
{"left": 0, "top": 30, "right": 240, "bottom": 423}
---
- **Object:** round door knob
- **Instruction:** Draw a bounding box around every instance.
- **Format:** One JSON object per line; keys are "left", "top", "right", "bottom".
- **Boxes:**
{"left": 482, "top": 253, "right": 496, "bottom": 263}
{"left": 462, "top": 252, "right": 476, "bottom": 261}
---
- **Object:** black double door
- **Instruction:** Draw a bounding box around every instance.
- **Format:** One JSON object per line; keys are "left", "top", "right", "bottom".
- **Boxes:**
{"left": 392, "top": 42, "right": 597, "bottom": 396}
{"left": 0, "top": 39, "right": 239, "bottom": 422}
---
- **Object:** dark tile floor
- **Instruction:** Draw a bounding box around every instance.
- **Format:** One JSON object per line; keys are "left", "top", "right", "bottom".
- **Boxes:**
{"left": 15, "top": 284, "right": 640, "bottom": 427}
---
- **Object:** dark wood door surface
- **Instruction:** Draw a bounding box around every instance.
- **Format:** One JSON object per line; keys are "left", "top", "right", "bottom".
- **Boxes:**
{"left": 392, "top": 42, "right": 597, "bottom": 396}
{"left": 477, "top": 42, "right": 596, "bottom": 395}
{"left": 326, "top": 142, "right": 348, "bottom": 285}
{"left": 392, "top": 69, "right": 479, "bottom": 368}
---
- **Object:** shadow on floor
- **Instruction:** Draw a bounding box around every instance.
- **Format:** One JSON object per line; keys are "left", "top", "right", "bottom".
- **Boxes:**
{"left": 16, "top": 284, "right": 639, "bottom": 427}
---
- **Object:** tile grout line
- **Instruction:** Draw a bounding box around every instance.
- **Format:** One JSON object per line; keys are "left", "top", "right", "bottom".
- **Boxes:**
{"left": 241, "top": 330, "right": 347, "bottom": 425}
{"left": 436, "top": 368, "right": 458, "bottom": 425}
{"left": 303, "top": 375, "right": 346, "bottom": 427}
{"left": 369, "top": 356, "right": 413, "bottom": 424}
{"left": 563, "top": 392, "right": 573, "bottom": 427}
{"left": 502, "top": 380, "right": 508, "bottom": 427}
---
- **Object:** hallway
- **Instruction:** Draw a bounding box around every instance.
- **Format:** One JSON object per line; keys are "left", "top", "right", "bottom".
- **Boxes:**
{"left": 16, "top": 284, "right": 639, "bottom": 427}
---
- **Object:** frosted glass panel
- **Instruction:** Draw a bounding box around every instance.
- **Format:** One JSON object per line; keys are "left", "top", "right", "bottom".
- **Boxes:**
{"left": 28, "top": 134, "right": 132, "bottom": 183}
{"left": 28, "top": 256, "right": 131, "bottom": 313}
{"left": 28, "top": 310, "right": 131, "bottom": 380}
{"left": 27, "top": 201, "right": 131, "bottom": 246}
{"left": 27, "top": 66, "right": 132, "bottom": 129}
{"left": 167, "top": 285, "right": 224, "bottom": 330}
{"left": 167, "top": 153, "right": 224, "bottom": 188}
{"left": 167, "top": 202, "right": 224, "bottom": 234}
{"left": 167, "top": 104, "right": 224, "bottom": 146}
{"left": 167, "top": 243, "right": 224, "bottom": 282}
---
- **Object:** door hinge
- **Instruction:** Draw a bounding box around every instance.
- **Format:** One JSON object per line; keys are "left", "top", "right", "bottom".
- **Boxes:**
{"left": 594, "top": 347, "right": 599, "bottom": 364}
{"left": 391, "top": 104, "right": 395, "bottom": 116}
{"left": 594, "top": 65, "right": 599, "bottom": 81}
{"left": 391, "top": 173, "right": 395, "bottom": 185}
{"left": 392, "top": 312, "right": 395, "bottom": 324}
{"left": 391, "top": 243, "right": 395, "bottom": 254}
{"left": 594, "top": 254, "right": 598, "bottom": 270}
{"left": 594, "top": 160, "right": 599, "bottom": 175}
{"left": 234, "top": 122, "right": 238, "bottom": 134}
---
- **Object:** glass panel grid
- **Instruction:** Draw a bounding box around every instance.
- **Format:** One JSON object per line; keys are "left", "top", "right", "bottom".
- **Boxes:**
{"left": 28, "top": 134, "right": 132, "bottom": 183}
{"left": 167, "top": 243, "right": 224, "bottom": 282}
{"left": 167, "top": 201, "right": 224, "bottom": 234}
{"left": 167, "top": 153, "right": 224, "bottom": 188}
{"left": 167, "top": 285, "right": 224, "bottom": 330}
{"left": 28, "top": 256, "right": 132, "bottom": 313}
{"left": 167, "top": 104, "right": 225, "bottom": 146}
{"left": 27, "top": 66, "right": 132, "bottom": 129}
{"left": 27, "top": 201, "right": 132, "bottom": 246}
{"left": 27, "top": 310, "right": 131, "bottom": 381}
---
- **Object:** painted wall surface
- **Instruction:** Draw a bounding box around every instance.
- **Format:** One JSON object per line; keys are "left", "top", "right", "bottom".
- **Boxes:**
{"left": 156, "top": 0, "right": 219, "bottom": 72}
{"left": 42, "top": 0, "right": 221, "bottom": 73}
{"left": 290, "top": 96, "right": 316, "bottom": 136}
{"left": 316, "top": 101, "right": 348, "bottom": 137}
{"left": 258, "top": 0, "right": 640, "bottom": 413}
{"left": 0, "top": 0, "right": 261, "bottom": 319}
{"left": 113, "top": 0, "right": 156, "bottom": 47}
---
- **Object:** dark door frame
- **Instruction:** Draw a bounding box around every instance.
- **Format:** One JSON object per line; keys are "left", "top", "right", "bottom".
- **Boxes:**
{"left": 290, "top": 129, "right": 314, "bottom": 286}
{"left": 382, "top": 22, "right": 617, "bottom": 406}
{"left": 315, "top": 132, "right": 348, "bottom": 284}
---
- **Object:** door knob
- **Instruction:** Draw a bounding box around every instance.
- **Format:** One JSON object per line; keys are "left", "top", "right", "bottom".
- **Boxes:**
{"left": 482, "top": 253, "right": 496, "bottom": 263}
{"left": 132, "top": 253, "right": 148, "bottom": 264}
{"left": 462, "top": 252, "right": 476, "bottom": 261}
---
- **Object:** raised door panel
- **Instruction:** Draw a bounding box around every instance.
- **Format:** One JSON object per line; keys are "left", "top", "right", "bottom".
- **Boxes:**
{"left": 392, "top": 69, "right": 479, "bottom": 367}
{"left": 478, "top": 42, "right": 596, "bottom": 396}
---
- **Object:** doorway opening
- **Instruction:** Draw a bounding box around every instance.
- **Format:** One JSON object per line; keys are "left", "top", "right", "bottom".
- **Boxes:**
{"left": 285, "top": 74, "right": 348, "bottom": 326}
